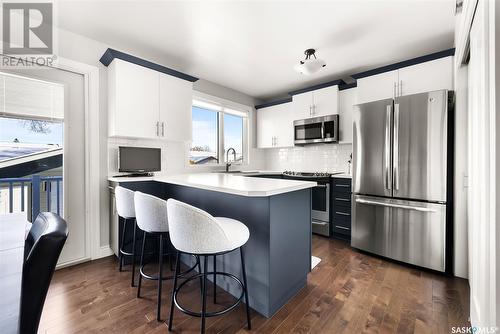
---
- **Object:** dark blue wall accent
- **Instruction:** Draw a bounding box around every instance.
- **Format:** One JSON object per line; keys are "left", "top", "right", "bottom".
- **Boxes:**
{"left": 351, "top": 48, "right": 455, "bottom": 79}
{"left": 99, "top": 48, "right": 199, "bottom": 83}
{"left": 338, "top": 82, "right": 357, "bottom": 91}
{"left": 255, "top": 97, "right": 292, "bottom": 110}
{"left": 288, "top": 79, "right": 346, "bottom": 96}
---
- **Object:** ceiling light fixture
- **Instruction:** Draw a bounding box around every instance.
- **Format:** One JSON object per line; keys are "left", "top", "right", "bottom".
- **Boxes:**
{"left": 293, "top": 49, "right": 326, "bottom": 75}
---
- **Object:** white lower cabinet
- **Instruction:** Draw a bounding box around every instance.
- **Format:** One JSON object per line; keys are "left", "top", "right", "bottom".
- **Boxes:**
{"left": 257, "top": 103, "right": 294, "bottom": 148}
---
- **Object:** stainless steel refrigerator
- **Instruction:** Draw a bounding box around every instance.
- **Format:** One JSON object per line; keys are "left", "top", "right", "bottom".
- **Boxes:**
{"left": 352, "top": 90, "right": 453, "bottom": 272}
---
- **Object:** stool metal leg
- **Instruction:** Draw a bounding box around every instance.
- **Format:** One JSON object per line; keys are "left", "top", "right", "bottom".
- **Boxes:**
{"left": 137, "top": 232, "right": 147, "bottom": 298}
{"left": 240, "top": 247, "right": 251, "bottom": 330}
{"left": 119, "top": 218, "right": 127, "bottom": 272}
{"left": 201, "top": 256, "right": 208, "bottom": 334}
{"left": 168, "top": 252, "right": 180, "bottom": 331}
{"left": 197, "top": 257, "right": 203, "bottom": 298}
{"left": 213, "top": 255, "right": 217, "bottom": 304}
{"left": 157, "top": 234, "right": 164, "bottom": 321}
{"left": 131, "top": 220, "right": 137, "bottom": 287}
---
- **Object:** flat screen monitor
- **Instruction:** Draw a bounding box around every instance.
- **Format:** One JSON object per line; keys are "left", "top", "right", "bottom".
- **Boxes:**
{"left": 118, "top": 146, "right": 161, "bottom": 173}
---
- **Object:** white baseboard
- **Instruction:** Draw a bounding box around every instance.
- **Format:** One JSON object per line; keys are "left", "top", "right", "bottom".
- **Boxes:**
{"left": 97, "top": 245, "right": 115, "bottom": 259}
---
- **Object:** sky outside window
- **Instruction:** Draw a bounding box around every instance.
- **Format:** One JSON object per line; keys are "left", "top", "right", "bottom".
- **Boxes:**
{"left": 190, "top": 106, "right": 219, "bottom": 164}
{"left": 224, "top": 113, "right": 243, "bottom": 162}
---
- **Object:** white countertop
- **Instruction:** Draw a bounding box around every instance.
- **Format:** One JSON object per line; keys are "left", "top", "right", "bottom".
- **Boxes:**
{"left": 108, "top": 172, "right": 317, "bottom": 197}
{"left": 331, "top": 173, "right": 352, "bottom": 179}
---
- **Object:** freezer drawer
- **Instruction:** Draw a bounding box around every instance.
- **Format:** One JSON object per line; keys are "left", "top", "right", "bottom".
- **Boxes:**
{"left": 351, "top": 195, "right": 446, "bottom": 272}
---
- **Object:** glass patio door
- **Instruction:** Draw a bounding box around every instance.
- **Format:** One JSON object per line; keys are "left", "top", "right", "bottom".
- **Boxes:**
{"left": 0, "top": 67, "right": 87, "bottom": 266}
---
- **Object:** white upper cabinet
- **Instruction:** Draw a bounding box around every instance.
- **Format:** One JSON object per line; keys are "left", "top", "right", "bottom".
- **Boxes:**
{"left": 256, "top": 106, "right": 273, "bottom": 148}
{"left": 311, "top": 85, "right": 339, "bottom": 117}
{"left": 292, "top": 85, "right": 339, "bottom": 119}
{"left": 356, "top": 70, "right": 398, "bottom": 104}
{"left": 108, "top": 59, "right": 193, "bottom": 140}
{"left": 338, "top": 87, "right": 357, "bottom": 143}
{"left": 159, "top": 73, "right": 192, "bottom": 142}
{"left": 257, "top": 103, "right": 294, "bottom": 149}
{"left": 292, "top": 91, "right": 313, "bottom": 120}
{"left": 398, "top": 56, "right": 453, "bottom": 96}
{"left": 356, "top": 56, "right": 454, "bottom": 104}
{"left": 108, "top": 59, "right": 160, "bottom": 139}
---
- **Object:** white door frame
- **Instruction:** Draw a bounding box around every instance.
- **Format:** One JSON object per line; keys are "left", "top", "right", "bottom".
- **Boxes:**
{"left": 51, "top": 57, "right": 101, "bottom": 265}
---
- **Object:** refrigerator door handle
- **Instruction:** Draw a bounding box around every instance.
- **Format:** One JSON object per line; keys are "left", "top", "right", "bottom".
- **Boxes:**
{"left": 393, "top": 103, "right": 400, "bottom": 191}
{"left": 385, "top": 105, "right": 392, "bottom": 190}
{"left": 355, "top": 198, "right": 437, "bottom": 213}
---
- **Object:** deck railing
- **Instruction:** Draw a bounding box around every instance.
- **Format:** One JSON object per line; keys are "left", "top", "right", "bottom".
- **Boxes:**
{"left": 0, "top": 175, "right": 63, "bottom": 220}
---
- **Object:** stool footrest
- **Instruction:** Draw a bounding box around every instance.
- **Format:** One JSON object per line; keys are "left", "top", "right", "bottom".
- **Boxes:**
{"left": 139, "top": 254, "right": 198, "bottom": 282}
{"left": 173, "top": 272, "right": 244, "bottom": 318}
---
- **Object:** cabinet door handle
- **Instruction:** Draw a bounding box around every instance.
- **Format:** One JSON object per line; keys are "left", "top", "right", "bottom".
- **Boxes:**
{"left": 335, "top": 225, "right": 350, "bottom": 231}
{"left": 335, "top": 211, "right": 350, "bottom": 216}
{"left": 161, "top": 122, "right": 165, "bottom": 136}
{"left": 156, "top": 121, "right": 159, "bottom": 136}
{"left": 393, "top": 82, "right": 396, "bottom": 98}
{"left": 335, "top": 197, "right": 350, "bottom": 202}
{"left": 309, "top": 106, "right": 312, "bottom": 116}
{"left": 399, "top": 80, "right": 403, "bottom": 96}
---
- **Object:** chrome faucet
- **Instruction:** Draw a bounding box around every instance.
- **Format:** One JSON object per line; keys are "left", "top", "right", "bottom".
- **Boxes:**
{"left": 226, "top": 148, "right": 236, "bottom": 172}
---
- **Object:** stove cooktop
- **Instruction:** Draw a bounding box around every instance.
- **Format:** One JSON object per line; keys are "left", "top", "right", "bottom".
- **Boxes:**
{"left": 282, "top": 171, "right": 338, "bottom": 178}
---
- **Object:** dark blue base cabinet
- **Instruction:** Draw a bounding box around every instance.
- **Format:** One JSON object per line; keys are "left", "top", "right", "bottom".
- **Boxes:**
{"left": 117, "top": 181, "right": 312, "bottom": 318}
{"left": 331, "top": 177, "right": 352, "bottom": 240}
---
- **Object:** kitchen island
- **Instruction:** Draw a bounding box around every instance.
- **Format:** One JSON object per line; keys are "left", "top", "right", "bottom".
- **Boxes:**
{"left": 108, "top": 173, "right": 316, "bottom": 318}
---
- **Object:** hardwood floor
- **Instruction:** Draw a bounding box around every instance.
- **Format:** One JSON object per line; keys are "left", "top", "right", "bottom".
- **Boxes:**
{"left": 39, "top": 236, "right": 470, "bottom": 334}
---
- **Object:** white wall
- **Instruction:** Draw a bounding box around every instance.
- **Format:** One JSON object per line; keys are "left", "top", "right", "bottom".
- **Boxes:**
{"left": 453, "top": 64, "right": 469, "bottom": 279}
{"left": 455, "top": 0, "right": 499, "bottom": 328}
{"left": 55, "top": 28, "right": 265, "bottom": 248}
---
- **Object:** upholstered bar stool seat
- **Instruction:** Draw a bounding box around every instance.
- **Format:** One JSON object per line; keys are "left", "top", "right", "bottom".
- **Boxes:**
{"left": 134, "top": 192, "right": 198, "bottom": 321}
{"left": 115, "top": 186, "right": 139, "bottom": 287}
{"left": 166, "top": 199, "right": 251, "bottom": 334}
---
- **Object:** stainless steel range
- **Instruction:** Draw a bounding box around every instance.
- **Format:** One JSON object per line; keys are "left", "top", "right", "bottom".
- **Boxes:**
{"left": 283, "top": 171, "right": 337, "bottom": 236}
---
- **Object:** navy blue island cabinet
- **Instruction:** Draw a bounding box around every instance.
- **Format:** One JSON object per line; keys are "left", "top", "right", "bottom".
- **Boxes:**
{"left": 110, "top": 174, "right": 314, "bottom": 318}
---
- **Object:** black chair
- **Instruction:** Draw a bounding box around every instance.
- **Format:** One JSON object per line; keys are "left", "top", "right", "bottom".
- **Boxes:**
{"left": 20, "top": 212, "right": 68, "bottom": 334}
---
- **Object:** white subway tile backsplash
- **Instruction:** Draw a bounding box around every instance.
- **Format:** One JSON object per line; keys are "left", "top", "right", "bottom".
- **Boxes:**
{"left": 264, "top": 143, "right": 352, "bottom": 173}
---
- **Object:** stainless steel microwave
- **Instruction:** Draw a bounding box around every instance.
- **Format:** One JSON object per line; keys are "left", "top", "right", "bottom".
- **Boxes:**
{"left": 294, "top": 114, "right": 339, "bottom": 145}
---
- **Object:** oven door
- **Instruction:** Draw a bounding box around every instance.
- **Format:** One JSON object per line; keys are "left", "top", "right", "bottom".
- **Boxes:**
{"left": 311, "top": 183, "right": 330, "bottom": 222}
{"left": 294, "top": 121, "right": 323, "bottom": 144}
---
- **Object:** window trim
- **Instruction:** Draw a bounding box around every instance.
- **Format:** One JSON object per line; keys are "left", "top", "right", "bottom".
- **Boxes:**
{"left": 190, "top": 91, "right": 250, "bottom": 167}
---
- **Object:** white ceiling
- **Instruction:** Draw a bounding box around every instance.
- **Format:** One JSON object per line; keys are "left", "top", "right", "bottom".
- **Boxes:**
{"left": 57, "top": 0, "right": 456, "bottom": 101}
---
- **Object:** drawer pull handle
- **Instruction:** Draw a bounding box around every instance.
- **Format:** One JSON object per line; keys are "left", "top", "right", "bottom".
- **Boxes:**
{"left": 335, "top": 211, "right": 350, "bottom": 216}
{"left": 335, "top": 225, "right": 350, "bottom": 230}
{"left": 335, "top": 197, "right": 350, "bottom": 201}
{"left": 335, "top": 184, "right": 350, "bottom": 188}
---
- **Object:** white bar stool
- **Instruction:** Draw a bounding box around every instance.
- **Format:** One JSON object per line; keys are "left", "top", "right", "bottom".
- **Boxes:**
{"left": 166, "top": 199, "right": 251, "bottom": 334}
{"left": 115, "top": 186, "right": 138, "bottom": 287}
{"left": 134, "top": 191, "right": 199, "bottom": 321}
